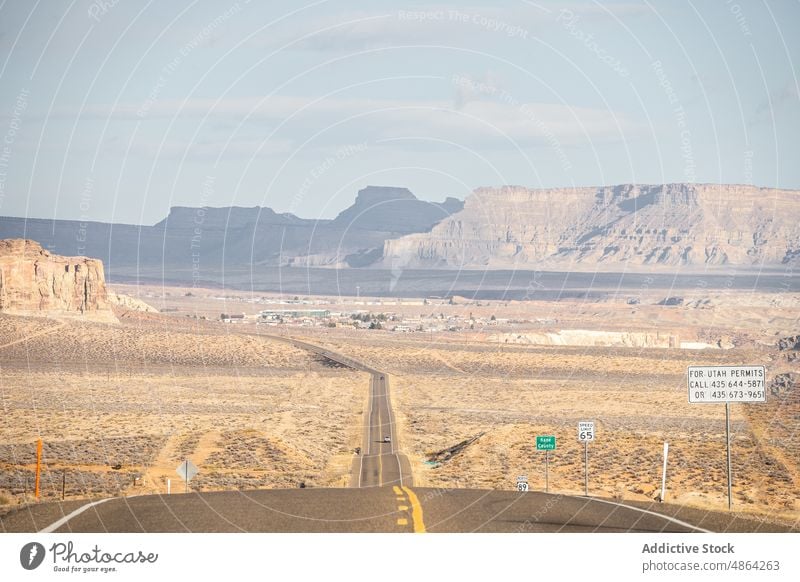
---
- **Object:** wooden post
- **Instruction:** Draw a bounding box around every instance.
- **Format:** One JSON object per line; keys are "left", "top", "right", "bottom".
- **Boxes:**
{"left": 61, "top": 472, "right": 66, "bottom": 500}
{"left": 34, "top": 439, "right": 42, "bottom": 500}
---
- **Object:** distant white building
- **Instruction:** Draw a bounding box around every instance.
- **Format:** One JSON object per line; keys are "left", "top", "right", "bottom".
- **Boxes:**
{"left": 220, "top": 313, "right": 246, "bottom": 323}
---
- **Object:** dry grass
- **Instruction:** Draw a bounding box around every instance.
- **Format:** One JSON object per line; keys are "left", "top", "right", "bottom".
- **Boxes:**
{"left": 297, "top": 333, "right": 799, "bottom": 522}
{"left": 2, "top": 283, "right": 798, "bottom": 527}
{"left": 0, "top": 313, "right": 368, "bottom": 503}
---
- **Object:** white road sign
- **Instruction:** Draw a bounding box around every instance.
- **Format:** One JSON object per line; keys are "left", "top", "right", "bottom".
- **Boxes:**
{"left": 176, "top": 460, "right": 199, "bottom": 482}
{"left": 516, "top": 475, "right": 529, "bottom": 492}
{"left": 687, "top": 366, "right": 766, "bottom": 403}
{"left": 577, "top": 421, "right": 595, "bottom": 442}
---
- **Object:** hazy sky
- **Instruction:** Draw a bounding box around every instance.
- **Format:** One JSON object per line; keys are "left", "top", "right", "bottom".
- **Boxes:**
{"left": 0, "top": 0, "right": 798, "bottom": 225}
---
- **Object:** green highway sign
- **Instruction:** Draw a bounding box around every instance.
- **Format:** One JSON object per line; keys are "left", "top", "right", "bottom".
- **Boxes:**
{"left": 536, "top": 435, "right": 556, "bottom": 451}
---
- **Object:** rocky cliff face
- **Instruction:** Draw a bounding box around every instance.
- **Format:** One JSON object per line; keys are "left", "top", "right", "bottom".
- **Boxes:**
{"left": 382, "top": 184, "right": 800, "bottom": 269}
{"left": 332, "top": 186, "right": 464, "bottom": 234}
{"left": 0, "top": 239, "right": 113, "bottom": 318}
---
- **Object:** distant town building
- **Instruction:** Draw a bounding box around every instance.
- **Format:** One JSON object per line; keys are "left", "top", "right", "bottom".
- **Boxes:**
{"left": 258, "top": 309, "right": 330, "bottom": 321}
{"left": 220, "top": 313, "right": 245, "bottom": 323}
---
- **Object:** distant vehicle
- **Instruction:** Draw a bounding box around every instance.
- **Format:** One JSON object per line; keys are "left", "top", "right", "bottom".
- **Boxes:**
{"left": 380, "top": 376, "right": 384, "bottom": 380}
{"left": 383, "top": 436, "right": 391, "bottom": 443}
{"left": 354, "top": 447, "right": 361, "bottom": 455}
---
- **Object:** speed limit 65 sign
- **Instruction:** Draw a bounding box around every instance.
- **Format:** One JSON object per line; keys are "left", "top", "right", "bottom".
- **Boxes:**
{"left": 577, "top": 421, "right": 595, "bottom": 442}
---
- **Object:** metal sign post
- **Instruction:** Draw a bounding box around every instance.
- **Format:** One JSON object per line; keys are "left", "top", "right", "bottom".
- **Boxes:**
{"left": 176, "top": 459, "right": 199, "bottom": 494}
{"left": 725, "top": 402, "right": 732, "bottom": 511}
{"left": 545, "top": 451, "right": 549, "bottom": 493}
{"left": 584, "top": 442, "right": 588, "bottom": 496}
{"left": 687, "top": 365, "right": 766, "bottom": 511}
{"left": 536, "top": 436, "right": 556, "bottom": 493}
{"left": 660, "top": 441, "right": 669, "bottom": 503}
{"left": 577, "top": 421, "right": 594, "bottom": 497}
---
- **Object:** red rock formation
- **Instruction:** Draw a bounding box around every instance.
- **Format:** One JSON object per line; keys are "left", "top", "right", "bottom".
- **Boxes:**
{"left": 0, "top": 239, "right": 112, "bottom": 317}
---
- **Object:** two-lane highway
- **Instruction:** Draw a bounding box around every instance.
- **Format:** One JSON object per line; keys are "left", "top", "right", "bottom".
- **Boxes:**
{"left": 4, "top": 487, "right": 790, "bottom": 533}
{"left": 267, "top": 334, "right": 412, "bottom": 488}
{"left": 354, "top": 373, "right": 411, "bottom": 488}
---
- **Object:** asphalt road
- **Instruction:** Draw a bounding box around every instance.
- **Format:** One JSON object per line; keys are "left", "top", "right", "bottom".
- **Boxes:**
{"left": 3, "top": 487, "right": 792, "bottom": 533}
{"left": 271, "top": 335, "right": 412, "bottom": 488}
{"left": 353, "top": 373, "right": 412, "bottom": 488}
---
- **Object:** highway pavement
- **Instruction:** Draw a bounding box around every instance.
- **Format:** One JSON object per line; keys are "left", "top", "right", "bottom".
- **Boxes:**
{"left": 3, "top": 487, "right": 792, "bottom": 533}
{"left": 272, "top": 335, "right": 412, "bottom": 488}
{"left": 353, "top": 373, "right": 412, "bottom": 488}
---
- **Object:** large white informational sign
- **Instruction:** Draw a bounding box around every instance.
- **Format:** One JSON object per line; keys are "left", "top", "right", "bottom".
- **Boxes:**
{"left": 687, "top": 366, "right": 766, "bottom": 403}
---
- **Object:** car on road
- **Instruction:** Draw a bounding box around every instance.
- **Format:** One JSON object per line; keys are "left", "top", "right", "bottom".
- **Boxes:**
{"left": 383, "top": 436, "right": 391, "bottom": 443}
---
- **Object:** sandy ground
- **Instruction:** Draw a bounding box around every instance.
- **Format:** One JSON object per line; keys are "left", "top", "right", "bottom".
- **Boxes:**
{"left": 112, "top": 283, "right": 800, "bottom": 342}
{"left": 0, "top": 312, "right": 368, "bottom": 506}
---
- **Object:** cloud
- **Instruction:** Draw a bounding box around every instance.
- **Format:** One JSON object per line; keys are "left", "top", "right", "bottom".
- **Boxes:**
{"left": 45, "top": 91, "right": 640, "bottom": 160}
{"left": 245, "top": 3, "right": 650, "bottom": 52}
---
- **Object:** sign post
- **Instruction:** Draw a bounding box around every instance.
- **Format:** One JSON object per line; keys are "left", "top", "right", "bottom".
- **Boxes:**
{"left": 577, "top": 421, "right": 595, "bottom": 496}
{"left": 687, "top": 365, "right": 766, "bottom": 510}
{"left": 536, "top": 436, "right": 556, "bottom": 493}
{"left": 34, "top": 439, "right": 42, "bottom": 500}
{"left": 660, "top": 441, "right": 669, "bottom": 503}
{"left": 176, "top": 459, "right": 199, "bottom": 494}
{"left": 725, "top": 402, "right": 732, "bottom": 511}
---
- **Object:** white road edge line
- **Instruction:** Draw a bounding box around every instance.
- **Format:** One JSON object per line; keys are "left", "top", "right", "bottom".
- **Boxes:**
{"left": 582, "top": 497, "right": 713, "bottom": 533}
{"left": 38, "top": 498, "right": 114, "bottom": 533}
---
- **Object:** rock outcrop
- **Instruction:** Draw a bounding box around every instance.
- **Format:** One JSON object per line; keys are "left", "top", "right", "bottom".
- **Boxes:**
{"left": 332, "top": 186, "right": 463, "bottom": 234}
{"left": 0, "top": 239, "right": 114, "bottom": 320}
{"left": 777, "top": 335, "right": 800, "bottom": 351}
{"left": 382, "top": 183, "right": 800, "bottom": 269}
{"left": 107, "top": 292, "right": 158, "bottom": 313}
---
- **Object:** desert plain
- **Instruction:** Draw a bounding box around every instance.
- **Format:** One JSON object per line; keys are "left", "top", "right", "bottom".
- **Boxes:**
{"left": 1, "top": 281, "right": 798, "bottom": 530}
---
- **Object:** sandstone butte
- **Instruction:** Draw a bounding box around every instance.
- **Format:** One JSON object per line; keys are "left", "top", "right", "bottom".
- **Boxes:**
{"left": 0, "top": 238, "right": 115, "bottom": 321}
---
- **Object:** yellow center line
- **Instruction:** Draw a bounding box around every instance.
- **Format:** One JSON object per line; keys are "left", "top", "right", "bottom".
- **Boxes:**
{"left": 401, "top": 486, "right": 426, "bottom": 533}
{"left": 393, "top": 485, "right": 403, "bottom": 496}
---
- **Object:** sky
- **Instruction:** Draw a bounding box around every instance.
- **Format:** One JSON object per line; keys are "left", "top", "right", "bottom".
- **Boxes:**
{"left": 0, "top": 0, "right": 798, "bottom": 225}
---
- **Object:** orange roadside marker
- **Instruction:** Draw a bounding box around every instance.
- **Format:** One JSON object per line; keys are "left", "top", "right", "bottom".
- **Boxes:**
{"left": 34, "top": 439, "right": 42, "bottom": 500}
